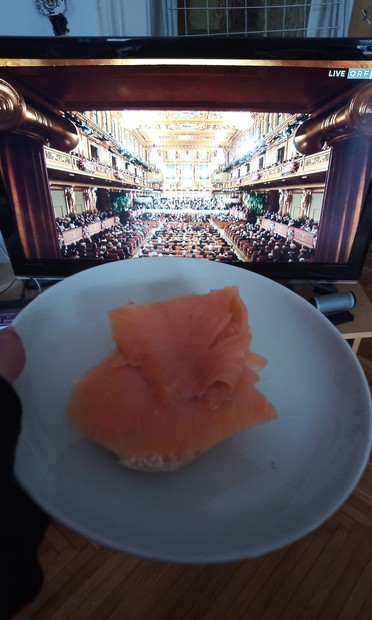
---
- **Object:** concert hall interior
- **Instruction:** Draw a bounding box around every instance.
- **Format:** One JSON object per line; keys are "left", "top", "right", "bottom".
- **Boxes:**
{"left": 0, "top": 57, "right": 371, "bottom": 271}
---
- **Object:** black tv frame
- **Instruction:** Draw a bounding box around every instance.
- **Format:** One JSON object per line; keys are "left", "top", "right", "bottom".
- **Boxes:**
{"left": 0, "top": 36, "right": 371, "bottom": 284}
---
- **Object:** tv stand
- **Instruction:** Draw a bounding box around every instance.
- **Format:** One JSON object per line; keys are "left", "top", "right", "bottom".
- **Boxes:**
{"left": 311, "top": 282, "right": 339, "bottom": 295}
{"left": 1, "top": 264, "right": 371, "bottom": 354}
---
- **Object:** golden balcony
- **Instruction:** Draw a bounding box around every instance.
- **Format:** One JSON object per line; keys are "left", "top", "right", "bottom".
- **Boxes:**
{"left": 215, "top": 149, "right": 331, "bottom": 193}
{"left": 44, "top": 146, "right": 157, "bottom": 192}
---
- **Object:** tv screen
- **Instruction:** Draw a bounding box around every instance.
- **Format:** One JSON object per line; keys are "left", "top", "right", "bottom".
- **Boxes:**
{"left": 0, "top": 36, "right": 371, "bottom": 283}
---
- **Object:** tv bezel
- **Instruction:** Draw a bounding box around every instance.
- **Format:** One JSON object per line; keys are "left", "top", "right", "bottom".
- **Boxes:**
{"left": 0, "top": 35, "right": 371, "bottom": 284}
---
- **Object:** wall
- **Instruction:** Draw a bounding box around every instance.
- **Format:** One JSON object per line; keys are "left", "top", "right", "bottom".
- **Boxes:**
{"left": 0, "top": 0, "right": 159, "bottom": 36}
{"left": 0, "top": 0, "right": 101, "bottom": 36}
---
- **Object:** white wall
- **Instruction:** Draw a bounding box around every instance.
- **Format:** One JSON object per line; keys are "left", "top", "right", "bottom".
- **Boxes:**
{"left": 0, "top": 0, "right": 101, "bottom": 36}
{"left": 0, "top": 0, "right": 159, "bottom": 36}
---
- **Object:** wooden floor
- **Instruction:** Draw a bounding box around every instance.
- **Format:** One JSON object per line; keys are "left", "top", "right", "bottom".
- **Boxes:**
{"left": 9, "top": 246, "right": 372, "bottom": 620}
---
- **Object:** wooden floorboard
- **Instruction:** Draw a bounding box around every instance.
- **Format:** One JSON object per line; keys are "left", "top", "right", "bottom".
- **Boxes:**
{"left": 10, "top": 244, "right": 372, "bottom": 619}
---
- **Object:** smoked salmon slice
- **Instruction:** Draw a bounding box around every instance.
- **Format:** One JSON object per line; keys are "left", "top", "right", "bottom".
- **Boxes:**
{"left": 68, "top": 286, "right": 276, "bottom": 471}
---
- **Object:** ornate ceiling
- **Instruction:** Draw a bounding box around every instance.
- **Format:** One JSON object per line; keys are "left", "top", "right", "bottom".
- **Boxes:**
{"left": 125, "top": 110, "right": 251, "bottom": 151}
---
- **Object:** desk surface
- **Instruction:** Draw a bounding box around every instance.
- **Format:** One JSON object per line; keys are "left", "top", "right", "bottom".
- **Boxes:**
{"left": 294, "top": 282, "right": 372, "bottom": 343}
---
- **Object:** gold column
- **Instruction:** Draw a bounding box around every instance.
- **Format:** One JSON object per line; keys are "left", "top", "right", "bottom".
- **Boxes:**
{"left": 294, "top": 82, "right": 372, "bottom": 263}
{"left": 0, "top": 78, "right": 79, "bottom": 260}
{"left": 0, "top": 79, "right": 79, "bottom": 150}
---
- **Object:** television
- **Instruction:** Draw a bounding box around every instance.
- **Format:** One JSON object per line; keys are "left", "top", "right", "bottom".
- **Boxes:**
{"left": 0, "top": 36, "right": 372, "bottom": 285}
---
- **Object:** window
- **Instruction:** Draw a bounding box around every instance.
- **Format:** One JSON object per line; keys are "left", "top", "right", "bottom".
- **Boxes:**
{"left": 277, "top": 146, "right": 285, "bottom": 163}
{"left": 112, "top": 118, "right": 118, "bottom": 139}
{"left": 182, "top": 164, "right": 193, "bottom": 180}
{"left": 199, "top": 164, "right": 209, "bottom": 179}
{"left": 90, "top": 144, "right": 99, "bottom": 160}
{"left": 167, "top": 1, "right": 348, "bottom": 37}
{"left": 166, "top": 163, "right": 176, "bottom": 179}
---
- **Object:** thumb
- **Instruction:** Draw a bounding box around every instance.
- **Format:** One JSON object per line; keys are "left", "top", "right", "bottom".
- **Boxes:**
{"left": 0, "top": 327, "right": 26, "bottom": 383}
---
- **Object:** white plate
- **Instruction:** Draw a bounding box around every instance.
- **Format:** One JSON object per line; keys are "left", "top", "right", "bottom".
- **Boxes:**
{"left": 13, "top": 258, "right": 372, "bottom": 563}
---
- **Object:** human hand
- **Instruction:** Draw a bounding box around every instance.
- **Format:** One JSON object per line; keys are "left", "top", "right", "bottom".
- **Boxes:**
{"left": 0, "top": 327, "right": 26, "bottom": 383}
